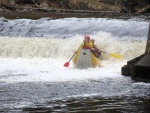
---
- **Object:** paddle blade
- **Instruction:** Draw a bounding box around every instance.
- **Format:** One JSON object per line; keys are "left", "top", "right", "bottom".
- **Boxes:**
{"left": 109, "top": 53, "right": 122, "bottom": 60}
{"left": 64, "top": 62, "right": 69, "bottom": 67}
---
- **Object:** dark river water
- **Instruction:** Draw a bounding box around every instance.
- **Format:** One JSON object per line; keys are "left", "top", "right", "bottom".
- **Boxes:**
{"left": 0, "top": 81, "right": 150, "bottom": 113}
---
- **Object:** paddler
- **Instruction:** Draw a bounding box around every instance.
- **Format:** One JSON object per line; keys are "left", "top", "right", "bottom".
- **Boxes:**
{"left": 76, "top": 35, "right": 93, "bottom": 52}
{"left": 83, "top": 35, "right": 93, "bottom": 49}
{"left": 90, "top": 39, "right": 101, "bottom": 58}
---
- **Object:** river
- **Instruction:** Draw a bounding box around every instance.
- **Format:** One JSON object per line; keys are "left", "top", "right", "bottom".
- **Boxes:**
{"left": 0, "top": 13, "right": 150, "bottom": 113}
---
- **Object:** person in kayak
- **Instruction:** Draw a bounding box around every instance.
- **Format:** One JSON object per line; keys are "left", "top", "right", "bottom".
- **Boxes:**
{"left": 90, "top": 39, "right": 101, "bottom": 58}
{"left": 76, "top": 35, "right": 93, "bottom": 52}
{"left": 83, "top": 35, "right": 93, "bottom": 49}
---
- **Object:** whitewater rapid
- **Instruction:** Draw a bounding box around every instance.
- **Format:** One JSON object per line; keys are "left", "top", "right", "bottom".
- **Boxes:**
{"left": 0, "top": 17, "right": 150, "bottom": 112}
{"left": 0, "top": 17, "right": 149, "bottom": 83}
{"left": 0, "top": 33, "right": 147, "bottom": 59}
{"left": 0, "top": 17, "right": 149, "bottom": 95}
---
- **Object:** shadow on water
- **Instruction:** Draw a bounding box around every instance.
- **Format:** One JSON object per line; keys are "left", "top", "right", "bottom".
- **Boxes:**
{"left": 22, "top": 97, "right": 150, "bottom": 113}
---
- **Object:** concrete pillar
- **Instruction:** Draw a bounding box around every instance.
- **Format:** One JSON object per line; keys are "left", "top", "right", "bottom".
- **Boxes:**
{"left": 136, "top": 22, "right": 150, "bottom": 66}
{"left": 146, "top": 23, "right": 150, "bottom": 55}
{"left": 121, "top": 22, "right": 150, "bottom": 81}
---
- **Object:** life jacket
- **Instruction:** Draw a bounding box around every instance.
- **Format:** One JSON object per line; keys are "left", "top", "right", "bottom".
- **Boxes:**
{"left": 76, "top": 41, "right": 93, "bottom": 53}
{"left": 91, "top": 44, "right": 101, "bottom": 58}
{"left": 83, "top": 41, "right": 92, "bottom": 49}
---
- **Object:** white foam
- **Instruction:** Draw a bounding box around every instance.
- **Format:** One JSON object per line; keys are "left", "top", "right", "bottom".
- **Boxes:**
{"left": 0, "top": 32, "right": 146, "bottom": 60}
{"left": 0, "top": 58, "right": 126, "bottom": 83}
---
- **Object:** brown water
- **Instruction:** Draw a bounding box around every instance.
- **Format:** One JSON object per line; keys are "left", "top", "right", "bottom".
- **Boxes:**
{"left": 0, "top": 12, "right": 149, "bottom": 20}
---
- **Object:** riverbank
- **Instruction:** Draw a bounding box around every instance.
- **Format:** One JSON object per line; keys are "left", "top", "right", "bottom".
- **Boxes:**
{"left": 0, "top": 0, "right": 149, "bottom": 15}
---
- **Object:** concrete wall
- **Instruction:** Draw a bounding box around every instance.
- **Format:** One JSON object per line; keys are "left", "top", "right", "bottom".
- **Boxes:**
{"left": 146, "top": 23, "right": 150, "bottom": 54}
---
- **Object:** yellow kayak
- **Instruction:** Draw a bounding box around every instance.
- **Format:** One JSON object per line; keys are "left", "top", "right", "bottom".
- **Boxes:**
{"left": 73, "top": 48, "right": 100, "bottom": 68}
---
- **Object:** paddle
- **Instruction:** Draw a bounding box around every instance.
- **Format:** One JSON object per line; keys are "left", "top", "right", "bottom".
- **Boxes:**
{"left": 64, "top": 52, "right": 77, "bottom": 67}
{"left": 101, "top": 51, "right": 122, "bottom": 60}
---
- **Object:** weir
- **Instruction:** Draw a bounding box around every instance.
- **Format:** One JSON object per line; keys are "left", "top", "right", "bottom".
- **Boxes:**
{"left": 121, "top": 22, "right": 150, "bottom": 81}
